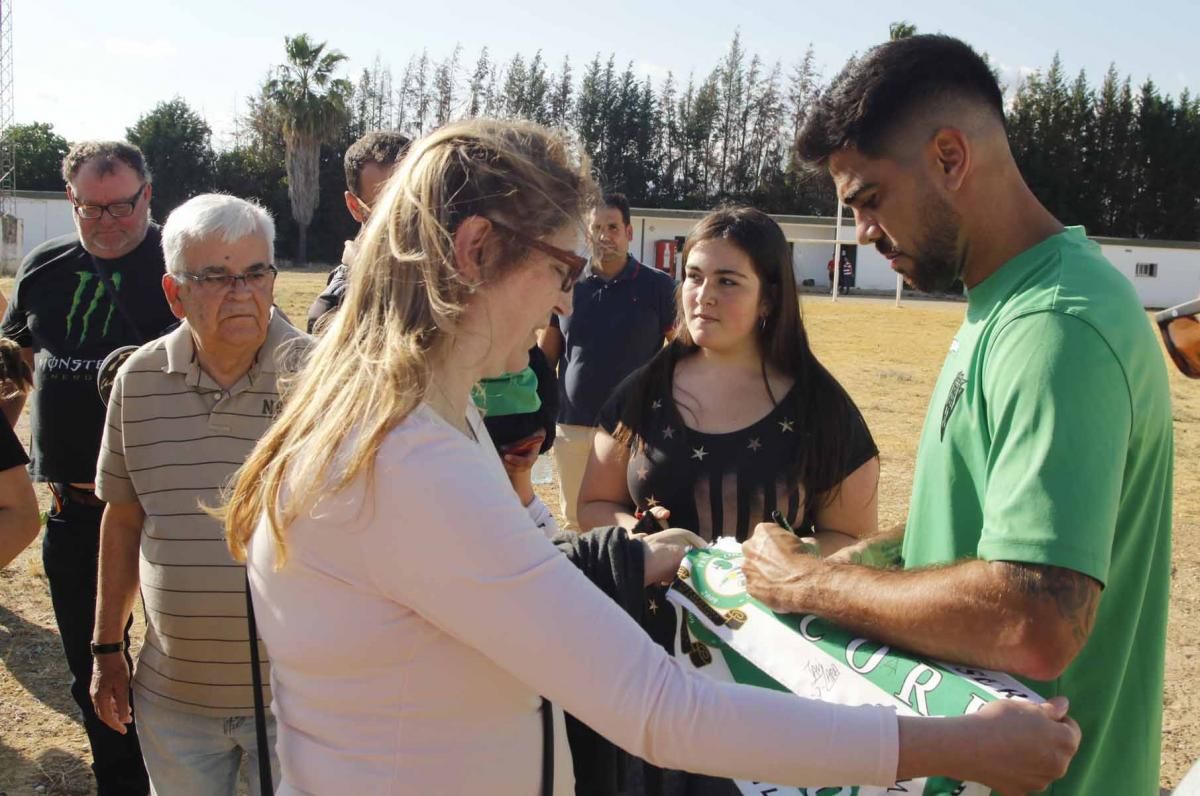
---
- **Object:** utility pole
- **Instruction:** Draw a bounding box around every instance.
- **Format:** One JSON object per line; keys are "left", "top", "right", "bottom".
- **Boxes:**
{"left": 0, "top": 0, "right": 20, "bottom": 275}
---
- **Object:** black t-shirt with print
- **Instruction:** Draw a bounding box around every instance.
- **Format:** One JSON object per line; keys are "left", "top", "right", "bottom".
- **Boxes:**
{"left": 1, "top": 227, "right": 177, "bottom": 482}
{"left": 597, "top": 366, "right": 878, "bottom": 543}
{"left": 0, "top": 421, "right": 29, "bottom": 471}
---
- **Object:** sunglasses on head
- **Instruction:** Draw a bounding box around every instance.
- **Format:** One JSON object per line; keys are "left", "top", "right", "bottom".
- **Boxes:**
{"left": 1155, "top": 298, "right": 1200, "bottom": 378}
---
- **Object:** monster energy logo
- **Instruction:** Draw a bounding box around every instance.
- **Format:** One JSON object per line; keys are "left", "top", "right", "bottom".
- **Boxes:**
{"left": 66, "top": 271, "right": 123, "bottom": 343}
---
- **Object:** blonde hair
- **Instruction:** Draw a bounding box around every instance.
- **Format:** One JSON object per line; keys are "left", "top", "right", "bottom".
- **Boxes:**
{"left": 222, "top": 119, "right": 595, "bottom": 563}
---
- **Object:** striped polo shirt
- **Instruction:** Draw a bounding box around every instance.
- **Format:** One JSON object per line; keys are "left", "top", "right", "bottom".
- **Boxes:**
{"left": 96, "top": 311, "right": 306, "bottom": 717}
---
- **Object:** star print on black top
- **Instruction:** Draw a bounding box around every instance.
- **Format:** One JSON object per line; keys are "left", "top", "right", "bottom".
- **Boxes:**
{"left": 597, "top": 368, "right": 878, "bottom": 544}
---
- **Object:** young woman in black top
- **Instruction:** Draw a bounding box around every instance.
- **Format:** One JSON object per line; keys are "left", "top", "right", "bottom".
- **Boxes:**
{"left": 577, "top": 206, "right": 882, "bottom": 796}
{"left": 580, "top": 206, "right": 878, "bottom": 549}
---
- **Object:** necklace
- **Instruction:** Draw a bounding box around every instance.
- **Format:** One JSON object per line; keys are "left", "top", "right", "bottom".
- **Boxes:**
{"left": 428, "top": 378, "right": 478, "bottom": 443}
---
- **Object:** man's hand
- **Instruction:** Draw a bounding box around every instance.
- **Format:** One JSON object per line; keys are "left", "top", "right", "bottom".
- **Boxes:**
{"left": 742, "top": 521, "right": 826, "bottom": 613}
{"left": 90, "top": 653, "right": 132, "bottom": 734}
{"left": 641, "top": 527, "right": 706, "bottom": 586}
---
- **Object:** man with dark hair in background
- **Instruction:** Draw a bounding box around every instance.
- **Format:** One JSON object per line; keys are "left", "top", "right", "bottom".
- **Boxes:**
{"left": 539, "top": 192, "right": 675, "bottom": 530}
{"left": 306, "top": 130, "right": 411, "bottom": 333}
{"left": 742, "top": 35, "right": 1172, "bottom": 795}
{"left": 2, "top": 140, "right": 179, "bottom": 795}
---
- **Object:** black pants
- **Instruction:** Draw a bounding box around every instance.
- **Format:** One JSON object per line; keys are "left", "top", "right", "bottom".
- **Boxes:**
{"left": 42, "top": 492, "right": 149, "bottom": 795}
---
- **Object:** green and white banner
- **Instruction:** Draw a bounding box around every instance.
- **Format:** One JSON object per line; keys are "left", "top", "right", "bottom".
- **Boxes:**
{"left": 666, "top": 539, "right": 1043, "bottom": 796}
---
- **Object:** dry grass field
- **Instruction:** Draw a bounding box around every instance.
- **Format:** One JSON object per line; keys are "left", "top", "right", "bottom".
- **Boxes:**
{"left": 1, "top": 270, "right": 1196, "bottom": 794}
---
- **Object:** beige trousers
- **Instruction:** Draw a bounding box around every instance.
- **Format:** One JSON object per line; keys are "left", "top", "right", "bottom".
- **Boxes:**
{"left": 553, "top": 424, "right": 595, "bottom": 531}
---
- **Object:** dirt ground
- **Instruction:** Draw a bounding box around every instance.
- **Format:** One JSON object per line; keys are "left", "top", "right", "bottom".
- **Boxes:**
{"left": 0, "top": 273, "right": 1195, "bottom": 794}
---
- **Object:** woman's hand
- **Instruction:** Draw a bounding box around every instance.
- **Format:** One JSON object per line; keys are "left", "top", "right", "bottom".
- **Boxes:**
{"left": 499, "top": 431, "right": 546, "bottom": 477}
{"left": 630, "top": 505, "right": 671, "bottom": 534}
{"left": 899, "top": 696, "right": 1080, "bottom": 795}
{"left": 640, "top": 527, "right": 707, "bottom": 586}
{"left": 965, "top": 697, "right": 1080, "bottom": 794}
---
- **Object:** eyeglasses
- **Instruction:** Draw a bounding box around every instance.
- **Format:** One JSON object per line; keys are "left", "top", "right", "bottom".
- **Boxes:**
{"left": 178, "top": 265, "right": 278, "bottom": 295}
{"left": 1156, "top": 298, "right": 1200, "bottom": 378}
{"left": 488, "top": 219, "right": 588, "bottom": 292}
{"left": 72, "top": 183, "right": 147, "bottom": 220}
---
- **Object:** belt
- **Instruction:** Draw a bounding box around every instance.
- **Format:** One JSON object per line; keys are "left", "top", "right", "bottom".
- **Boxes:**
{"left": 49, "top": 482, "right": 106, "bottom": 510}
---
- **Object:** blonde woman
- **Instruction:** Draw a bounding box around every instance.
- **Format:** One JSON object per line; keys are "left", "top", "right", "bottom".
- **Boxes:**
{"left": 221, "top": 120, "right": 1079, "bottom": 795}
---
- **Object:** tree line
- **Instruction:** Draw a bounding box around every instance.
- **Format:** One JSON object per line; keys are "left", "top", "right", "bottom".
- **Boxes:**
{"left": 7, "top": 29, "right": 1199, "bottom": 264}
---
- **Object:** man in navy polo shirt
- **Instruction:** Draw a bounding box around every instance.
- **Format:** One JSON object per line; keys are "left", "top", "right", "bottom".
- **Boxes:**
{"left": 539, "top": 193, "right": 675, "bottom": 530}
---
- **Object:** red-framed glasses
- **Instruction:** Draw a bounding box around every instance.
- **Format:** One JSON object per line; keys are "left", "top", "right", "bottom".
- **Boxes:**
{"left": 488, "top": 219, "right": 587, "bottom": 292}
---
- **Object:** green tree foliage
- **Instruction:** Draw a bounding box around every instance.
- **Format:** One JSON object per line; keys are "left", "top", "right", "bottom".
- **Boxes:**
{"left": 434, "top": 46, "right": 463, "bottom": 127}
{"left": 1011, "top": 57, "right": 1199, "bottom": 240}
{"left": 126, "top": 98, "right": 216, "bottom": 220}
{"left": 6, "top": 122, "right": 70, "bottom": 191}
{"left": 548, "top": 57, "right": 574, "bottom": 128}
{"left": 266, "top": 33, "right": 352, "bottom": 265}
{"left": 350, "top": 57, "right": 394, "bottom": 140}
{"left": 101, "top": 32, "right": 1199, "bottom": 266}
{"left": 466, "top": 47, "right": 493, "bottom": 118}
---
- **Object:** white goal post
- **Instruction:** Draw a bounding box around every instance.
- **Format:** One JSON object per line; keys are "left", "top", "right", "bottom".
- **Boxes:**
{"left": 788, "top": 197, "right": 904, "bottom": 307}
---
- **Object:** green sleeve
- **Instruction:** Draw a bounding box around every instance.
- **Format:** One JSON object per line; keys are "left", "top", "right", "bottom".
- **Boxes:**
{"left": 977, "top": 311, "right": 1131, "bottom": 585}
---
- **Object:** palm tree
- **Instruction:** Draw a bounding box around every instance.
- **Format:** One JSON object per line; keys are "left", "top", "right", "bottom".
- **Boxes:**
{"left": 268, "top": 34, "right": 351, "bottom": 266}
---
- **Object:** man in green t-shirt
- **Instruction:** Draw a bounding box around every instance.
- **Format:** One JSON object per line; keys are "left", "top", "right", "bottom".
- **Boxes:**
{"left": 741, "top": 35, "right": 1172, "bottom": 795}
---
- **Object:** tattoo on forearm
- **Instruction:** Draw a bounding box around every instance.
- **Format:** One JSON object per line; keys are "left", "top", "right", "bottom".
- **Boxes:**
{"left": 1003, "top": 563, "right": 1100, "bottom": 645}
{"left": 851, "top": 535, "right": 903, "bottom": 569}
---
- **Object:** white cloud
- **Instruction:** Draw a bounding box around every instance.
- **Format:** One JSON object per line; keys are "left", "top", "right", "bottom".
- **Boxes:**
{"left": 993, "top": 61, "right": 1039, "bottom": 101}
{"left": 102, "top": 38, "right": 177, "bottom": 61}
{"left": 634, "top": 60, "right": 674, "bottom": 85}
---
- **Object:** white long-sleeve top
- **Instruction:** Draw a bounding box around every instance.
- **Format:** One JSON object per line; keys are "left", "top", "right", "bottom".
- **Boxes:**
{"left": 247, "top": 404, "right": 899, "bottom": 795}
{"left": 525, "top": 493, "right": 560, "bottom": 538}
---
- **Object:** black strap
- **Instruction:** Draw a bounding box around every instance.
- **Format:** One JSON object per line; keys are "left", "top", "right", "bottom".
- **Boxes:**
{"left": 541, "top": 697, "right": 554, "bottom": 796}
{"left": 89, "top": 255, "right": 147, "bottom": 344}
{"left": 244, "top": 572, "right": 274, "bottom": 795}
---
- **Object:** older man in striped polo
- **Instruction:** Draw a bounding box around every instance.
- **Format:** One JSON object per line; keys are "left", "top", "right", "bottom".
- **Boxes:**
{"left": 89, "top": 194, "right": 305, "bottom": 795}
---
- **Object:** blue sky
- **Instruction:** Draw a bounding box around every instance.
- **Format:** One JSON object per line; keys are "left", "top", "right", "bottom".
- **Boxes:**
{"left": 21, "top": 0, "right": 1196, "bottom": 145}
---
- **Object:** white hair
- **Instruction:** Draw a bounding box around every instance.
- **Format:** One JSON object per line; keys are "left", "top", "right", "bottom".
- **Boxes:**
{"left": 162, "top": 193, "right": 275, "bottom": 276}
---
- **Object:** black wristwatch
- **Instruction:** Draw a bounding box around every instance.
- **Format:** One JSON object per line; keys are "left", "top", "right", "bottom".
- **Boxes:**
{"left": 90, "top": 640, "right": 127, "bottom": 656}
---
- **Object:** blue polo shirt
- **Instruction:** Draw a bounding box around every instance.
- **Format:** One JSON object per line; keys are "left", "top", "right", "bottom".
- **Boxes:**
{"left": 554, "top": 255, "right": 675, "bottom": 426}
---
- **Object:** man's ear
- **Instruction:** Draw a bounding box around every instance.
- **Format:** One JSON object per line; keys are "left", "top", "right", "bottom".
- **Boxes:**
{"left": 344, "top": 191, "right": 366, "bottom": 224}
{"left": 161, "top": 274, "right": 187, "bottom": 321}
{"left": 930, "top": 127, "right": 970, "bottom": 192}
{"left": 452, "top": 216, "right": 493, "bottom": 287}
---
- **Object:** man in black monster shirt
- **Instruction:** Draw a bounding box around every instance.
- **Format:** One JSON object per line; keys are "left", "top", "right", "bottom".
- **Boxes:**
{"left": 2, "top": 141, "right": 176, "bottom": 795}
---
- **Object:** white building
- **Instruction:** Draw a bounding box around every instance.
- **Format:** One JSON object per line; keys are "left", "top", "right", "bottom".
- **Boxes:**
{"left": 1091, "top": 236, "right": 1200, "bottom": 309}
{"left": 14, "top": 189, "right": 74, "bottom": 258}
{"left": 630, "top": 207, "right": 1200, "bottom": 310}
{"left": 7, "top": 194, "right": 1198, "bottom": 308}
